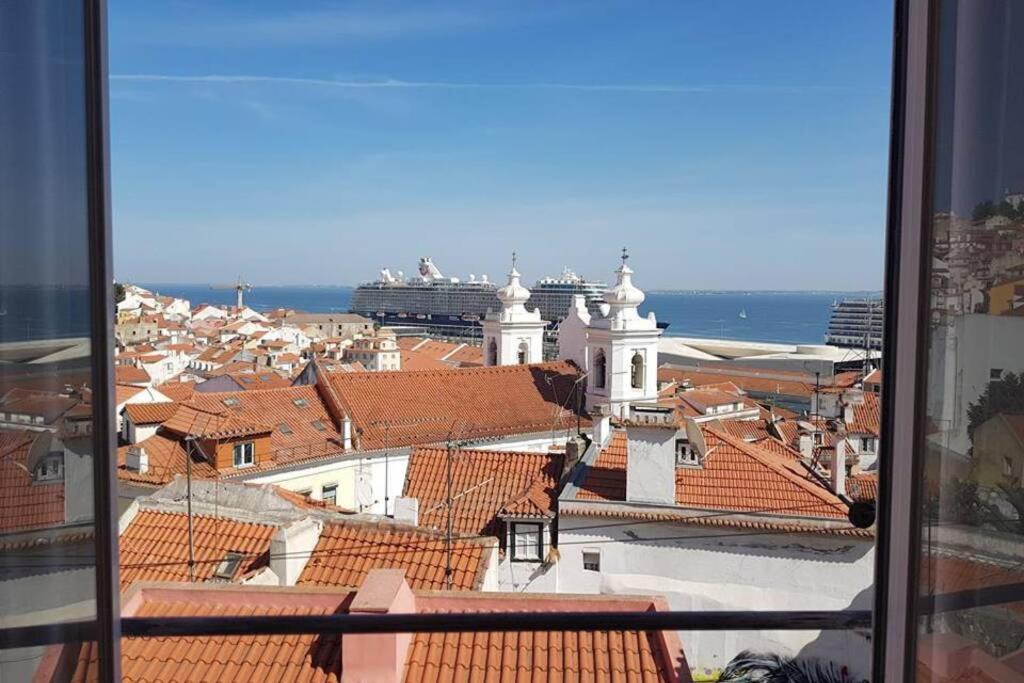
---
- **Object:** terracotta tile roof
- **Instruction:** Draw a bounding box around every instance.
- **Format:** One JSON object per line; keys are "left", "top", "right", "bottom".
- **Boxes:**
{"left": 162, "top": 404, "right": 272, "bottom": 440}
{"left": 63, "top": 595, "right": 342, "bottom": 683}
{"left": 400, "top": 349, "right": 453, "bottom": 371}
{"left": 923, "top": 553, "right": 1024, "bottom": 613}
{"left": 405, "top": 621, "right": 676, "bottom": 683}
{"left": 123, "top": 401, "right": 179, "bottom": 425}
{"left": 327, "top": 361, "right": 587, "bottom": 450}
{"left": 226, "top": 371, "right": 291, "bottom": 390}
{"left": 403, "top": 446, "right": 563, "bottom": 536}
{"left": 575, "top": 428, "right": 847, "bottom": 520}
{"left": 0, "top": 388, "right": 79, "bottom": 423}
{"left": 186, "top": 385, "right": 344, "bottom": 463}
{"left": 205, "top": 359, "right": 258, "bottom": 376}
{"left": 114, "top": 383, "right": 146, "bottom": 405}
{"left": 54, "top": 579, "right": 685, "bottom": 683}
{"left": 833, "top": 371, "right": 863, "bottom": 388}
{"left": 659, "top": 366, "right": 814, "bottom": 399}
{"left": 117, "top": 433, "right": 218, "bottom": 487}
{"left": 119, "top": 509, "right": 275, "bottom": 587}
{"left": 299, "top": 521, "right": 494, "bottom": 591}
{"left": 0, "top": 430, "right": 65, "bottom": 533}
{"left": 445, "top": 344, "right": 484, "bottom": 366}
{"left": 850, "top": 472, "right": 878, "bottom": 503}
{"left": 156, "top": 381, "right": 195, "bottom": 402}
{"left": 115, "top": 365, "right": 151, "bottom": 384}
{"left": 713, "top": 418, "right": 770, "bottom": 442}
{"left": 847, "top": 391, "right": 881, "bottom": 436}
{"left": 678, "top": 388, "right": 745, "bottom": 413}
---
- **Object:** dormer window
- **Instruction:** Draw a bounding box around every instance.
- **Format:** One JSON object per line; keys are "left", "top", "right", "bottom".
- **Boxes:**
{"left": 35, "top": 455, "right": 64, "bottom": 482}
{"left": 212, "top": 552, "right": 245, "bottom": 581}
{"left": 232, "top": 442, "right": 255, "bottom": 468}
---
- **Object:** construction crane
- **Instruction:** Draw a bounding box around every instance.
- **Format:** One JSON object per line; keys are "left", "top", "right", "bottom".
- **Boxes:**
{"left": 210, "top": 277, "right": 253, "bottom": 309}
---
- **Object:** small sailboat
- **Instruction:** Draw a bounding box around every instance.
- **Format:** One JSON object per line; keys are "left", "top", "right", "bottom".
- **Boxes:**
{"left": 738, "top": 308, "right": 747, "bottom": 320}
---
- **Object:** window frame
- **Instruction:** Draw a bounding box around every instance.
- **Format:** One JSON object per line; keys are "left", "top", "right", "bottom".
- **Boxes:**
{"left": 232, "top": 441, "right": 255, "bottom": 468}
{"left": 509, "top": 522, "right": 544, "bottom": 562}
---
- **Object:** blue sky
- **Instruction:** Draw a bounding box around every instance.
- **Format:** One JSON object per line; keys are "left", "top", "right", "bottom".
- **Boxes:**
{"left": 109, "top": 1, "right": 893, "bottom": 290}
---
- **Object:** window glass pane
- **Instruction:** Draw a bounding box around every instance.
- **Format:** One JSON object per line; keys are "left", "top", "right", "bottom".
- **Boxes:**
{"left": 916, "top": 1, "right": 1024, "bottom": 679}
{"left": 0, "top": 0, "right": 99, "bottom": 678}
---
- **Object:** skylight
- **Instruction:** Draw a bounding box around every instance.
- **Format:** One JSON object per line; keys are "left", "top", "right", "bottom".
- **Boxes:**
{"left": 292, "top": 398, "right": 308, "bottom": 408}
{"left": 279, "top": 423, "right": 293, "bottom": 435}
{"left": 212, "top": 552, "right": 245, "bottom": 581}
{"left": 222, "top": 397, "right": 240, "bottom": 407}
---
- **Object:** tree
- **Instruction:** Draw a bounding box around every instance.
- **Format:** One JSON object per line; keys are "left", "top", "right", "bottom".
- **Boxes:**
{"left": 967, "top": 372, "right": 1024, "bottom": 444}
{"left": 972, "top": 199, "right": 996, "bottom": 220}
{"left": 114, "top": 281, "right": 125, "bottom": 305}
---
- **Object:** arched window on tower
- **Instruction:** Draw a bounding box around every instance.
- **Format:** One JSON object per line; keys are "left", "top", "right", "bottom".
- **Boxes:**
{"left": 594, "top": 350, "right": 607, "bottom": 389}
{"left": 631, "top": 352, "right": 644, "bottom": 390}
{"left": 517, "top": 341, "right": 529, "bottom": 365}
{"left": 487, "top": 338, "right": 498, "bottom": 365}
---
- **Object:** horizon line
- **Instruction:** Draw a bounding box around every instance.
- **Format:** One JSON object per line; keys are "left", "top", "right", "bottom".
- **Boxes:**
{"left": 110, "top": 73, "right": 835, "bottom": 94}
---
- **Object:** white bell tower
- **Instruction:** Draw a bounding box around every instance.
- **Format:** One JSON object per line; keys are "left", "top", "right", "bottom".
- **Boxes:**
{"left": 482, "top": 253, "right": 546, "bottom": 366}
{"left": 585, "top": 248, "right": 662, "bottom": 416}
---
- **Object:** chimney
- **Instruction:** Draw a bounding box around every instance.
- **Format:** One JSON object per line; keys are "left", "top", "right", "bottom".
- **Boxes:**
{"left": 342, "top": 569, "right": 416, "bottom": 683}
{"left": 393, "top": 496, "right": 419, "bottom": 526}
{"left": 624, "top": 424, "right": 676, "bottom": 506}
{"left": 831, "top": 439, "right": 847, "bottom": 497}
{"left": 843, "top": 402, "right": 855, "bottom": 426}
{"left": 563, "top": 435, "right": 586, "bottom": 475}
{"left": 592, "top": 407, "right": 612, "bottom": 449}
{"left": 798, "top": 434, "right": 813, "bottom": 460}
{"left": 269, "top": 517, "right": 322, "bottom": 586}
{"left": 341, "top": 415, "right": 353, "bottom": 450}
{"left": 125, "top": 446, "right": 149, "bottom": 474}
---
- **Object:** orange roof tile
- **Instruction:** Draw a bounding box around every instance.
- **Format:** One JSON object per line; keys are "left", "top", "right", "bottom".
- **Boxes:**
{"left": 53, "top": 579, "right": 685, "bottom": 683}
{"left": 225, "top": 371, "right": 292, "bottom": 390}
{"left": 115, "top": 365, "right": 151, "bottom": 384}
{"left": 186, "top": 385, "right": 345, "bottom": 462}
{"left": 119, "top": 509, "right": 275, "bottom": 587}
{"left": 114, "top": 383, "right": 146, "bottom": 405}
{"left": 327, "top": 361, "right": 587, "bottom": 450}
{"left": 299, "top": 521, "right": 494, "bottom": 591}
{"left": 403, "top": 447, "right": 563, "bottom": 536}
{"left": 117, "top": 434, "right": 219, "bottom": 487}
{"left": 156, "top": 381, "right": 196, "bottom": 402}
{"left": 400, "top": 349, "right": 454, "bottom": 371}
{"left": 575, "top": 428, "right": 848, "bottom": 520}
{"left": 850, "top": 472, "right": 878, "bottom": 503}
{"left": 162, "top": 404, "right": 272, "bottom": 440}
{"left": 0, "top": 430, "right": 65, "bottom": 533}
{"left": 659, "top": 366, "right": 814, "bottom": 399}
{"left": 123, "top": 401, "right": 179, "bottom": 425}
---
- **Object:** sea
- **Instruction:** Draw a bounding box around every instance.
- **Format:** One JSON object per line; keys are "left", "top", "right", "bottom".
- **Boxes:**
{"left": 137, "top": 284, "right": 881, "bottom": 346}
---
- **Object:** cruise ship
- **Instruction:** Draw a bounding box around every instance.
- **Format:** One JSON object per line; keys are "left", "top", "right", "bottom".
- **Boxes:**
{"left": 825, "top": 298, "right": 884, "bottom": 350}
{"left": 349, "top": 258, "right": 607, "bottom": 329}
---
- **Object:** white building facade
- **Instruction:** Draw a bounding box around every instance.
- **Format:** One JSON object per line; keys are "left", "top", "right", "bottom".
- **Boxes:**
{"left": 481, "top": 257, "right": 546, "bottom": 366}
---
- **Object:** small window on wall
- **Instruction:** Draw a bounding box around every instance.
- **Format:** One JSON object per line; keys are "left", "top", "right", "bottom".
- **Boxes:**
{"left": 232, "top": 442, "right": 255, "bottom": 467}
{"left": 511, "top": 522, "right": 543, "bottom": 561}
{"left": 990, "top": 368, "right": 1004, "bottom": 380}
{"left": 322, "top": 483, "right": 337, "bottom": 504}
{"left": 583, "top": 550, "right": 601, "bottom": 572}
{"left": 676, "top": 439, "right": 698, "bottom": 466}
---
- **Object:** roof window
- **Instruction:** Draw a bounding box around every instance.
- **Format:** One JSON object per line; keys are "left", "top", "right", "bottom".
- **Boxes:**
{"left": 222, "top": 397, "right": 240, "bottom": 407}
{"left": 292, "top": 398, "right": 309, "bottom": 408}
{"left": 212, "top": 552, "right": 245, "bottom": 581}
{"left": 279, "top": 423, "right": 293, "bottom": 435}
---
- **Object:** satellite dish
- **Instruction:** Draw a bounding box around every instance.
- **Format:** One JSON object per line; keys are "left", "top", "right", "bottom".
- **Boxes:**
{"left": 848, "top": 501, "right": 876, "bottom": 529}
{"left": 356, "top": 476, "right": 374, "bottom": 508}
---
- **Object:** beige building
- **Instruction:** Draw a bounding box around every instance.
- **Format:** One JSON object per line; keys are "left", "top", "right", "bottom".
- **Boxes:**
{"left": 287, "top": 313, "right": 373, "bottom": 340}
{"left": 343, "top": 332, "right": 401, "bottom": 371}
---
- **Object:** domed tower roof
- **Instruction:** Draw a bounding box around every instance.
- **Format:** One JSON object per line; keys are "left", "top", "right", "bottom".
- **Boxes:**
{"left": 496, "top": 252, "right": 531, "bottom": 307}
{"left": 592, "top": 248, "right": 657, "bottom": 331}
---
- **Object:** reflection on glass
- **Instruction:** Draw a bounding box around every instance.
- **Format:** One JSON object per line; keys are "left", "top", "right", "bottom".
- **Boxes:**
{"left": 0, "top": 0, "right": 98, "bottom": 679}
{"left": 918, "top": 1, "right": 1024, "bottom": 680}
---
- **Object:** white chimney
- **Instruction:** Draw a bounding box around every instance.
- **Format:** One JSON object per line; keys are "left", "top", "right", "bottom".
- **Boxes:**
{"left": 624, "top": 425, "right": 676, "bottom": 506}
{"left": 341, "top": 415, "right": 353, "bottom": 450}
{"left": 798, "top": 434, "right": 814, "bottom": 460}
{"left": 125, "top": 446, "right": 149, "bottom": 474}
{"left": 843, "top": 403, "right": 855, "bottom": 426}
{"left": 831, "top": 439, "right": 848, "bottom": 497}
{"left": 270, "top": 517, "right": 322, "bottom": 586}
{"left": 592, "top": 410, "right": 612, "bottom": 449}
{"left": 393, "top": 496, "right": 419, "bottom": 526}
